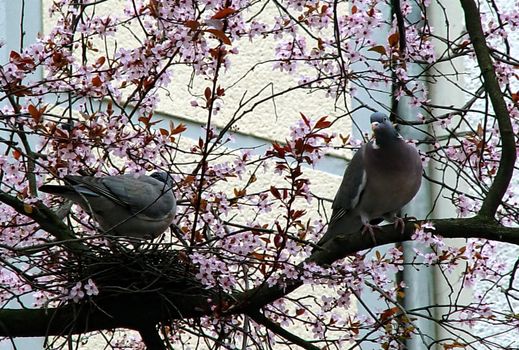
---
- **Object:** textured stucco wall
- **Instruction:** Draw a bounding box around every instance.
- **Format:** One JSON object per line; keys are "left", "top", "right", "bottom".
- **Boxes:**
{"left": 42, "top": 0, "right": 352, "bottom": 149}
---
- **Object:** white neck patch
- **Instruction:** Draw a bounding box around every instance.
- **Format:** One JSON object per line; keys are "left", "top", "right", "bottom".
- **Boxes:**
{"left": 372, "top": 133, "right": 402, "bottom": 149}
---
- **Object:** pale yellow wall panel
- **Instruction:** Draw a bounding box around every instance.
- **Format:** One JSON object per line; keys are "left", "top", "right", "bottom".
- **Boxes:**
{"left": 42, "top": 0, "right": 352, "bottom": 150}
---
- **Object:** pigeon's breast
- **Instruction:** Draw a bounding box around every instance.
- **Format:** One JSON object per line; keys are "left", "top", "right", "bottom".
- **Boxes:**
{"left": 360, "top": 142, "right": 422, "bottom": 218}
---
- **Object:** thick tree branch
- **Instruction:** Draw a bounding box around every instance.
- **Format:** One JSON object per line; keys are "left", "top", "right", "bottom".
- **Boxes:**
{"left": 392, "top": 0, "right": 407, "bottom": 52}
{"left": 460, "top": 0, "right": 517, "bottom": 218}
{"left": 0, "top": 216, "right": 517, "bottom": 338}
{"left": 0, "top": 292, "right": 212, "bottom": 337}
{"left": 138, "top": 326, "right": 166, "bottom": 350}
{"left": 0, "top": 191, "right": 88, "bottom": 254}
{"left": 231, "top": 216, "right": 518, "bottom": 313}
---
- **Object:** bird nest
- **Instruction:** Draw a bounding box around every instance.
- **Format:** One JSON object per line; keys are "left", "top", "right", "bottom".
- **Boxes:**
{"left": 49, "top": 242, "right": 221, "bottom": 313}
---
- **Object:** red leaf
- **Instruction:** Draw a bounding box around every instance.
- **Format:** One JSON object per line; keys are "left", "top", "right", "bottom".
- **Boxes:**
{"left": 52, "top": 52, "right": 67, "bottom": 68}
{"left": 321, "top": 4, "right": 328, "bottom": 14}
{"left": 317, "top": 38, "right": 324, "bottom": 51}
{"left": 53, "top": 128, "right": 68, "bottom": 139}
{"left": 271, "top": 142, "right": 286, "bottom": 158}
{"left": 148, "top": 0, "right": 159, "bottom": 17}
{"left": 95, "top": 56, "right": 106, "bottom": 67}
{"left": 380, "top": 307, "right": 399, "bottom": 322}
{"left": 294, "top": 138, "right": 304, "bottom": 155}
{"left": 351, "top": 5, "right": 358, "bottom": 14}
{"left": 170, "top": 121, "right": 187, "bottom": 135}
{"left": 315, "top": 116, "right": 331, "bottom": 129}
{"left": 143, "top": 78, "right": 155, "bottom": 90}
{"left": 106, "top": 101, "right": 113, "bottom": 115}
{"left": 184, "top": 20, "right": 199, "bottom": 30}
{"left": 368, "top": 45, "right": 387, "bottom": 56}
{"left": 28, "top": 105, "right": 41, "bottom": 122}
{"left": 212, "top": 7, "right": 236, "bottom": 19}
{"left": 205, "top": 29, "right": 232, "bottom": 45}
{"left": 290, "top": 209, "right": 306, "bottom": 220}
{"left": 292, "top": 166, "right": 302, "bottom": 179}
{"left": 250, "top": 252, "right": 268, "bottom": 261}
{"left": 300, "top": 112, "right": 311, "bottom": 127}
{"left": 260, "top": 237, "right": 271, "bottom": 244}
{"left": 10, "top": 50, "right": 34, "bottom": 70}
{"left": 274, "top": 234, "right": 283, "bottom": 248}
{"left": 233, "top": 187, "right": 246, "bottom": 198}
{"left": 270, "top": 186, "right": 281, "bottom": 200}
{"left": 13, "top": 149, "right": 22, "bottom": 160}
{"left": 92, "top": 76, "right": 103, "bottom": 87}
{"left": 10, "top": 51, "right": 21, "bottom": 62}
{"left": 388, "top": 32, "right": 400, "bottom": 48}
{"left": 138, "top": 115, "right": 151, "bottom": 125}
{"left": 159, "top": 128, "right": 169, "bottom": 136}
{"left": 296, "top": 308, "right": 305, "bottom": 316}
{"left": 204, "top": 87, "right": 212, "bottom": 101}
{"left": 339, "top": 133, "right": 350, "bottom": 145}
{"left": 303, "top": 143, "right": 317, "bottom": 153}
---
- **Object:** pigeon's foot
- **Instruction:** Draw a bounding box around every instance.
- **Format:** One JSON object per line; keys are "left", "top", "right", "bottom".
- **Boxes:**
{"left": 394, "top": 214, "right": 418, "bottom": 234}
{"left": 361, "top": 223, "right": 380, "bottom": 244}
{"left": 393, "top": 217, "right": 406, "bottom": 234}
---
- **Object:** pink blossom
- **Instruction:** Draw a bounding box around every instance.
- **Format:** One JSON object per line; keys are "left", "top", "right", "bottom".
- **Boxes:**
{"left": 68, "top": 282, "right": 85, "bottom": 303}
{"left": 84, "top": 279, "right": 99, "bottom": 296}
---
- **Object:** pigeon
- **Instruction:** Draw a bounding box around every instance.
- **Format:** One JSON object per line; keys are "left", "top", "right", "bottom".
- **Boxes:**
{"left": 39, "top": 172, "right": 177, "bottom": 240}
{"left": 317, "top": 112, "right": 422, "bottom": 246}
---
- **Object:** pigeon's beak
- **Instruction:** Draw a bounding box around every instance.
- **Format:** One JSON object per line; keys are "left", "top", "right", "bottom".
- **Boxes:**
{"left": 371, "top": 122, "right": 380, "bottom": 131}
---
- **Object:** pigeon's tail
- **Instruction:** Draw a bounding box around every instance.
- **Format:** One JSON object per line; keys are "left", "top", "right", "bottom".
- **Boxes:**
{"left": 39, "top": 184, "right": 71, "bottom": 195}
{"left": 39, "top": 184, "right": 98, "bottom": 198}
{"left": 315, "top": 213, "right": 363, "bottom": 248}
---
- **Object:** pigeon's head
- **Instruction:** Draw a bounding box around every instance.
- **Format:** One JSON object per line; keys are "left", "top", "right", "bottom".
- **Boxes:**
{"left": 151, "top": 171, "right": 174, "bottom": 189}
{"left": 370, "top": 112, "right": 400, "bottom": 147}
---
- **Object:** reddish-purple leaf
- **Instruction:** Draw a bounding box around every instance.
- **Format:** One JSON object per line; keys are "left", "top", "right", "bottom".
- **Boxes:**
{"left": 212, "top": 7, "right": 236, "bottom": 19}
{"left": 206, "top": 29, "right": 232, "bottom": 45}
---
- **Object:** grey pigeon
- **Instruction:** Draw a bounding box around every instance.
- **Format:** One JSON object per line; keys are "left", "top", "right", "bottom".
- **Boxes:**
{"left": 317, "top": 112, "right": 422, "bottom": 246}
{"left": 39, "top": 172, "right": 176, "bottom": 240}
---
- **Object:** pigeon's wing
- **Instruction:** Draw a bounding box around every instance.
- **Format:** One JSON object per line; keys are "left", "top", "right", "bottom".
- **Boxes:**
{"left": 328, "top": 145, "right": 367, "bottom": 226}
{"left": 64, "top": 175, "right": 129, "bottom": 209}
{"left": 100, "top": 175, "right": 174, "bottom": 218}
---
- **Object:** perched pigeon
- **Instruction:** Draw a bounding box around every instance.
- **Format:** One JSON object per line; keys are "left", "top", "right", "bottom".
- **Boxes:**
{"left": 39, "top": 172, "right": 177, "bottom": 240}
{"left": 317, "top": 112, "right": 422, "bottom": 246}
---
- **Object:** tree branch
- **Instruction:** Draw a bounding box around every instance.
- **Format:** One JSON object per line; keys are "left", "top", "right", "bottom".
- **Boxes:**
{"left": 392, "top": 0, "right": 407, "bottom": 52}
{"left": 138, "top": 326, "right": 166, "bottom": 350}
{"left": 0, "top": 217, "right": 517, "bottom": 338}
{"left": 460, "top": 0, "right": 517, "bottom": 218}
{"left": 231, "top": 216, "right": 519, "bottom": 314}
{"left": 247, "top": 310, "right": 321, "bottom": 350}
{"left": 0, "top": 191, "right": 88, "bottom": 255}
{"left": 0, "top": 292, "right": 212, "bottom": 337}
